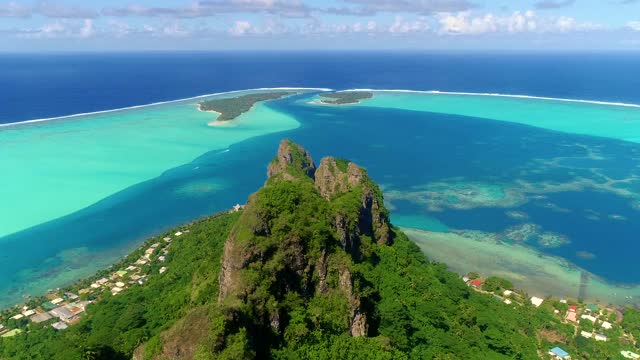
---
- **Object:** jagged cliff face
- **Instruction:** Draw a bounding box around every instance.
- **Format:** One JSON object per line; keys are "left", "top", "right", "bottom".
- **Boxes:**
{"left": 214, "top": 139, "right": 394, "bottom": 357}
{"left": 266, "top": 140, "right": 316, "bottom": 181}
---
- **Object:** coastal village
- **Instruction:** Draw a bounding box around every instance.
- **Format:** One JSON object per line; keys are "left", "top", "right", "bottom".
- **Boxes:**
{"left": 463, "top": 275, "right": 640, "bottom": 359}
{"left": 0, "top": 231, "right": 174, "bottom": 339}
{"left": 0, "top": 204, "right": 244, "bottom": 343}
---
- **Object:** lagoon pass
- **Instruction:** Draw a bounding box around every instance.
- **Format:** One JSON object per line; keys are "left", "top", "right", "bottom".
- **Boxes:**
{"left": 2, "top": 88, "right": 640, "bottom": 308}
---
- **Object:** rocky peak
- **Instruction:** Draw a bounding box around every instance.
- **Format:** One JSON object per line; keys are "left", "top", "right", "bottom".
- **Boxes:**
{"left": 314, "top": 157, "right": 350, "bottom": 200}
{"left": 267, "top": 139, "right": 316, "bottom": 181}
{"left": 214, "top": 140, "right": 393, "bottom": 357}
{"left": 314, "top": 156, "right": 393, "bottom": 247}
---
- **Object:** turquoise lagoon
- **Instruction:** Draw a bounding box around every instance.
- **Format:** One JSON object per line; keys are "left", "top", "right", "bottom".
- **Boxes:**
{"left": 0, "top": 90, "right": 301, "bottom": 239}
{"left": 349, "top": 91, "right": 640, "bottom": 143}
{"left": 2, "top": 89, "right": 640, "bottom": 308}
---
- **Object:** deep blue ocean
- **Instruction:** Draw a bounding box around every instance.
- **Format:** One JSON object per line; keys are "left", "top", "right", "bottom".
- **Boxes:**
{"left": 2, "top": 51, "right": 640, "bottom": 124}
{"left": 2, "top": 51, "right": 640, "bottom": 307}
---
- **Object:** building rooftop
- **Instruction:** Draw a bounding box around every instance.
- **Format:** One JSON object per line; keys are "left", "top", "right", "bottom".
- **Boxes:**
{"left": 621, "top": 350, "right": 640, "bottom": 359}
{"left": 30, "top": 312, "right": 53, "bottom": 323}
{"left": 1, "top": 329, "right": 22, "bottom": 338}
{"left": 52, "top": 321, "right": 68, "bottom": 330}
{"left": 530, "top": 297, "right": 544, "bottom": 307}
{"left": 550, "top": 347, "right": 569, "bottom": 357}
{"left": 50, "top": 306, "right": 75, "bottom": 321}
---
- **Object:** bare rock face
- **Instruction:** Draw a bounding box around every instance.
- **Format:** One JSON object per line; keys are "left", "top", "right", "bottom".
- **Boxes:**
{"left": 314, "top": 156, "right": 393, "bottom": 248}
{"left": 267, "top": 139, "right": 316, "bottom": 180}
{"left": 360, "top": 189, "right": 392, "bottom": 246}
{"left": 315, "top": 157, "right": 350, "bottom": 199}
{"left": 217, "top": 232, "right": 243, "bottom": 303}
{"left": 351, "top": 313, "right": 368, "bottom": 337}
{"left": 338, "top": 267, "right": 368, "bottom": 337}
{"left": 347, "top": 162, "right": 364, "bottom": 187}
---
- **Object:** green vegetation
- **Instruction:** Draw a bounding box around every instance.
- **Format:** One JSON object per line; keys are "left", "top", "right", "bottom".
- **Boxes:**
{"left": 1, "top": 140, "right": 639, "bottom": 359}
{"left": 319, "top": 91, "right": 373, "bottom": 105}
{"left": 198, "top": 92, "right": 292, "bottom": 121}
{"left": 482, "top": 276, "right": 514, "bottom": 293}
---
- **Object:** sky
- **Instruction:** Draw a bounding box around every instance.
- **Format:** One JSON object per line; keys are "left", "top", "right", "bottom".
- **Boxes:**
{"left": 0, "top": 0, "right": 639, "bottom": 51}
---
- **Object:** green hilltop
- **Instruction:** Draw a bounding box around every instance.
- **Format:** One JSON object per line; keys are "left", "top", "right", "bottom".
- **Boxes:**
{"left": 4, "top": 140, "right": 633, "bottom": 359}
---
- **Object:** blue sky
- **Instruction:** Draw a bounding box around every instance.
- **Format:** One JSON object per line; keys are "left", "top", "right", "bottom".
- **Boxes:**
{"left": 1, "top": 0, "right": 639, "bottom": 51}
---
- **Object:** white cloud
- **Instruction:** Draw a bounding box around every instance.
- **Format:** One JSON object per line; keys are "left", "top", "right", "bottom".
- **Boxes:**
{"left": 79, "top": 19, "right": 94, "bottom": 38}
{"left": 627, "top": 21, "right": 640, "bottom": 31}
{"left": 108, "top": 20, "right": 133, "bottom": 37}
{"left": 0, "top": 1, "right": 30, "bottom": 17}
{"left": 389, "top": 16, "right": 430, "bottom": 33}
{"left": 437, "top": 10, "right": 601, "bottom": 35}
{"left": 103, "top": 0, "right": 311, "bottom": 19}
{"left": 227, "top": 19, "right": 289, "bottom": 35}
{"left": 229, "top": 20, "right": 253, "bottom": 35}
{"left": 17, "top": 22, "right": 67, "bottom": 39}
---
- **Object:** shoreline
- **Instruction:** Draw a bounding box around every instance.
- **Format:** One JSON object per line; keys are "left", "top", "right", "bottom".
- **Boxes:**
{"left": 196, "top": 103, "right": 225, "bottom": 127}
{"left": 4, "top": 87, "right": 638, "bottom": 129}
{"left": 0, "top": 87, "right": 332, "bottom": 129}
{"left": 196, "top": 90, "right": 300, "bottom": 126}
{"left": 0, "top": 210, "right": 232, "bottom": 316}
{"left": 403, "top": 226, "right": 640, "bottom": 306}
{"left": 342, "top": 88, "right": 640, "bottom": 108}
{"left": 306, "top": 99, "right": 364, "bottom": 106}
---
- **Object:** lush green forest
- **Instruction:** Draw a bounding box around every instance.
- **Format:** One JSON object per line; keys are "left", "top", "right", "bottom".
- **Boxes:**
{"left": 319, "top": 91, "right": 373, "bottom": 104}
{"left": 1, "top": 140, "right": 638, "bottom": 360}
{"left": 198, "top": 92, "right": 292, "bottom": 121}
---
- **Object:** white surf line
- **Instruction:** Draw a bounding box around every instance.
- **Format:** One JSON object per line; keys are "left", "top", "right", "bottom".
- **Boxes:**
{"left": 0, "top": 87, "right": 334, "bottom": 128}
{"left": 342, "top": 89, "right": 640, "bottom": 108}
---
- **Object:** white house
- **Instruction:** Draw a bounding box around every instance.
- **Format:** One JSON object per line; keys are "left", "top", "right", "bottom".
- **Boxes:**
{"left": 621, "top": 350, "right": 640, "bottom": 359}
{"left": 581, "top": 314, "right": 597, "bottom": 323}
{"left": 580, "top": 331, "right": 593, "bottom": 338}
{"left": 595, "top": 334, "right": 608, "bottom": 342}
{"left": 601, "top": 321, "right": 613, "bottom": 330}
{"left": 530, "top": 296, "right": 544, "bottom": 307}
